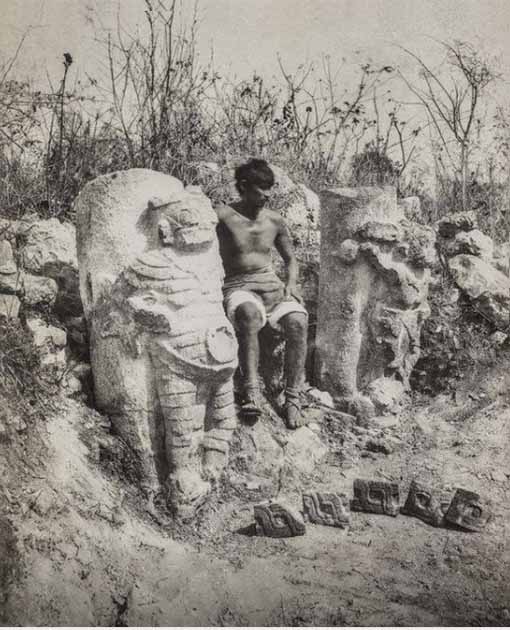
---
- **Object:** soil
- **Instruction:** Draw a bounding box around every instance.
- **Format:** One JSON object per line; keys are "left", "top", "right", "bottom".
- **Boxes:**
{"left": 1, "top": 355, "right": 510, "bottom": 626}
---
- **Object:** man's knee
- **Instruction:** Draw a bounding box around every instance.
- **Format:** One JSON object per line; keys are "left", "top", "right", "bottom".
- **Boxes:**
{"left": 235, "top": 302, "right": 265, "bottom": 333}
{"left": 280, "top": 311, "right": 308, "bottom": 339}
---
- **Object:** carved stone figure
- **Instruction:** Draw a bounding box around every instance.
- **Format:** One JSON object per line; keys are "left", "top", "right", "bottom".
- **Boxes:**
{"left": 302, "top": 491, "right": 350, "bottom": 528}
{"left": 75, "top": 169, "right": 238, "bottom": 517}
{"left": 444, "top": 488, "right": 491, "bottom": 532}
{"left": 401, "top": 480, "right": 451, "bottom": 527}
{"left": 315, "top": 187, "right": 435, "bottom": 419}
{"left": 351, "top": 479, "right": 400, "bottom": 516}
{"left": 254, "top": 501, "right": 306, "bottom": 537}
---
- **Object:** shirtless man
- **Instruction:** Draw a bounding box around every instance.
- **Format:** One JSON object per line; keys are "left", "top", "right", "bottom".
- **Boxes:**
{"left": 215, "top": 158, "right": 308, "bottom": 429}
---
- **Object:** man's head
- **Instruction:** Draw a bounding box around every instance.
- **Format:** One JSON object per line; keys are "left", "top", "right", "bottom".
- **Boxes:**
{"left": 235, "top": 158, "right": 275, "bottom": 209}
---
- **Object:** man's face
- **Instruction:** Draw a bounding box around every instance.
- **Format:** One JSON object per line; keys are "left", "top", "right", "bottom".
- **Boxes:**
{"left": 158, "top": 190, "right": 218, "bottom": 250}
{"left": 240, "top": 181, "right": 272, "bottom": 209}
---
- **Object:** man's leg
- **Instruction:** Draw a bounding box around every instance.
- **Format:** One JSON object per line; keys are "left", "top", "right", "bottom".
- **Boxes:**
{"left": 235, "top": 302, "right": 265, "bottom": 418}
{"left": 279, "top": 311, "right": 308, "bottom": 429}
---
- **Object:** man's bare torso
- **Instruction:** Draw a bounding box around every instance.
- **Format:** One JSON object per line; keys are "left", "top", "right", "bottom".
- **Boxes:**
{"left": 216, "top": 202, "right": 284, "bottom": 277}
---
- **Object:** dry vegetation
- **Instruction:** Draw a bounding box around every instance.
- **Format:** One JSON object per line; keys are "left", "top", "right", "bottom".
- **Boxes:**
{"left": 0, "top": 0, "right": 508, "bottom": 238}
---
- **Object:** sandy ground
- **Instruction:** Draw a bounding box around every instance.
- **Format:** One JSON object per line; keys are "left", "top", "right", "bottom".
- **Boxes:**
{"left": 2, "top": 358, "right": 510, "bottom": 626}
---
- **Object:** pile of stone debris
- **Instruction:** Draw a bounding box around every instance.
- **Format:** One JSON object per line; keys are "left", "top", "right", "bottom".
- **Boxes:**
{"left": 252, "top": 479, "right": 491, "bottom": 537}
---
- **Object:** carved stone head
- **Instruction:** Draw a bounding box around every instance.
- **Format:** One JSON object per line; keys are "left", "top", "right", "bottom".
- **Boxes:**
{"left": 151, "top": 186, "right": 218, "bottom": 251}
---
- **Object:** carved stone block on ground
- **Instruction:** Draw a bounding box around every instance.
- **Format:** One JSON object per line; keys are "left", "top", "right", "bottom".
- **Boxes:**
{"left": 444, "top": 488, "right": 491, "bottom": 532}
{"left": 351, "top": 479, "right": 400, "bottom": 516}
{"left": 401, "top": 480, "right": 451, "bottom": 527}
{"left": 302, "top": 491, "right": 350, "bottom": 528}
{"left": 254, "top": 501, "right": 306, "bottom": 537}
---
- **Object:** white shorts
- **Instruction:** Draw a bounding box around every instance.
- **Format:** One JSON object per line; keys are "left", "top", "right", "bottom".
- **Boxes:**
{"left": 225, "top": 289, "right": 308, "bottom": 330}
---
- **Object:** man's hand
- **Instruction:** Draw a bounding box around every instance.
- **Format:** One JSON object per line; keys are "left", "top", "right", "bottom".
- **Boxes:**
{"left": 284, "top": 282, "right": 303, "bottom": 304}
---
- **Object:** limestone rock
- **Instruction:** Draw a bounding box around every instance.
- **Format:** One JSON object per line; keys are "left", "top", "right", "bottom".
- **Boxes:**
{"left": 315, "top": 186, "right": 434, "bottom": 419}
{"left": 447, "top": 254, "right": 510, "bottom": 329}
{"left": 306, "top": 387, "right": 334, "bottom": 408}
{"left": 22, "top": 274, "right": 59, "bottom": 306}
{"left": 0, "top": 294, "right": 20, "bottom": 319}
{"left": 26, "top": 317, "right": 67, "bottom": 348}
{"left": 436, "top": 211, "right": 477, "bottom": 238}
{"left": 283, "top": 426, "right": 328, "bottom": 477}
{"left": 365, "top": 376, "right": 405, "bottom": 414}
{"left": 0, "top": 240, "right": 21, "bottom": 294}
{"left": 440, "top": 229, "right": 494, "bottom": 261}
{"left": 20, "top": 218, "right": 77, "bottom": 276}
{"left": 74, "top": 169, "right": 238, "bottom": 518}
{"left": 0, "top": 239, "right": 17, "bottom": 275}
{"left": 492, "top": 242, "right": 510, "bottom": 276}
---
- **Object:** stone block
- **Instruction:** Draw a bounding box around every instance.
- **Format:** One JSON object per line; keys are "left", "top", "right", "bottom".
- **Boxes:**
{"left": 23, "top": 274, "right": 59, "bottom": 306}
{"left": 254, "top": 501, "right": 306, "bottom": 537}
{"left": 351, "top": 479, "right": 400, "bottom": 516}
{"left": 447, "top": 254, "right": 510, "bottom": 329}
{"left": 302, "top": 491, "right": 350, "bottom": 528}
{"left": 444, "top": 488, "right": 491, "bottom": 532}
{"left": 437, "top": 211, "right": 477, "bottom": 238}
{"left": 401, "top": 480, "right": 451, "bottom": 527}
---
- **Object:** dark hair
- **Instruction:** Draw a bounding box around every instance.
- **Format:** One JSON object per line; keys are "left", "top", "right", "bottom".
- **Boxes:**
{"left": 235, "top": 158, "right": 275, "bottom": 192}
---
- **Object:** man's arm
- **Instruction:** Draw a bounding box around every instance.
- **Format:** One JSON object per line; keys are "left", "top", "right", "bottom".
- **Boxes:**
{"left": 274, "top": 219, "right": 301, "bottom": 302}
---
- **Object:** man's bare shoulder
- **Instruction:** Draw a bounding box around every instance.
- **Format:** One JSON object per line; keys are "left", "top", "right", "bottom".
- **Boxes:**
{"left": 265, "top": 208, "right": 288, "bottom": 231}
{"left": 214, "top": 203, "right": 237, "bottom": 223}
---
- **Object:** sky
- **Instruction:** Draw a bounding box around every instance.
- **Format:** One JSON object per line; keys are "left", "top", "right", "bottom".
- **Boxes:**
{"left": 1, "top": 0, "right": 510, "bottom": 94}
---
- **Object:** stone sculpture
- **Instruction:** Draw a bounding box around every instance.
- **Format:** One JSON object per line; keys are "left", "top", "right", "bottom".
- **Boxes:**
{"left": 75, "top": 169, "right": 238, "bottom": 517}
{"left": 315, "top": 186, "right": 435, "bottom": 419}
{"left": 444, "top": 489, "right": 491, "bottom": 532}
{"left": 401, "top": 480, "right": 451, "bottom": 527}
{"left": 254, "top": 501, "right": 306, "bottom": 537}
{"left": 351, "top": 479, "right": 400, "bottom": 516}
{"left": 302, "top": 491, "right": 350, "bottom": 528}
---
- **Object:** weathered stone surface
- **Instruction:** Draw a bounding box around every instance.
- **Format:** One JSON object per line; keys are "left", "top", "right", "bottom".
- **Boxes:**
{"left": 18, "top": 218, "right": 82, "bottom": 317}
{"left": 447, "top": 254, "right": 510, "bottom": 329}
{"left": 437, "top": 211, "right": 477, "bottom": 238}
{"left": 22, "top": 274, "right": 59, "bottom": 306}
{"left": 306, "top": 387, "right": 334, "bottom": 408}
{"left": 440, "top": 229, "right": 494, "bottom": 261}
{"left": 0, "top": 239, "right": 17, "bottom": 274}
{"left": 401, "top": 480, "right": 451, "bottom": 527}
{"left": 26, "top": 317, "right": 67, "bottom": 348}
{"left": 0, "top": 240, "right": 21, "bottom": 294}
{"left": 365, "top": 376, "right": 405, "bottom": 414}
{"left": 444, "top": 488, "right": 491, "bottom": 532}
{"left": 283, "top": 426, "right": 328, "bottom": 476}
{"left": 254, "top": 501, "right": 306, "bottom": 537}
{"left": 315, "top": 187, "right": 434, "bottom": 419}
{"left": 492, "top": 242, "right": 510, "bottom": 276}
{"left": 351, "top": 479, "right": 400, "bottom": 516}
{"left": 302, "top": 491, "right": 350, "bottom": 528}
{"left": 74, "top": 168, "right": 238, "bottom": 518}
{"left": 20, "top": 218, "right": 77, "bottom": 275}
{"left": 0, "top": 294, "right": 20, "bottom": 319}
